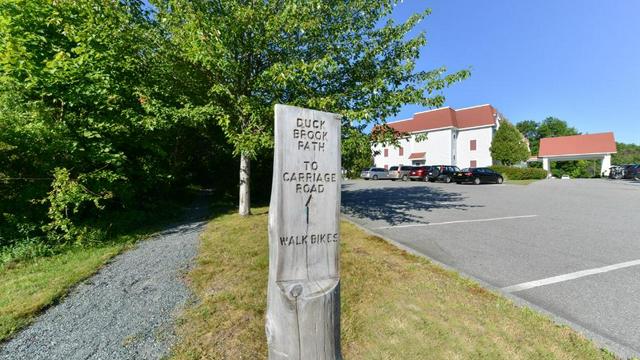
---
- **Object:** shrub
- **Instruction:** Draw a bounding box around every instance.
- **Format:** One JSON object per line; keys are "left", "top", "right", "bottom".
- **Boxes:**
{"left": 490, "top": 120, "right": 531, "bottom": 166}
{"left": 489, "top": 166, "right": 548, "bottom": 180}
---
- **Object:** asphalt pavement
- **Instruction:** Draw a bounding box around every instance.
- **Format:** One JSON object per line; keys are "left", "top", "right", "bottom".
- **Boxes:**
{"left": 342, "top": 178, "right": 640, "bottom": 359}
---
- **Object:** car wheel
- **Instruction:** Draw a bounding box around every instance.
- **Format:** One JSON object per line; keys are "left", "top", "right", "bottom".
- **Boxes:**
{"left": 402, "top": 175, "right": 408, "bottom": 181}
{"left": 473, "top": 177, "right": 481, "bottom": 185}
{"left": 497, "top": 177, "right": 503, "bottom": 184}
{"left": 373, "top": 175, "right": 378, "bottom": 180}
{"left": 444, "top": 175, "right": 451, "bottom": 183}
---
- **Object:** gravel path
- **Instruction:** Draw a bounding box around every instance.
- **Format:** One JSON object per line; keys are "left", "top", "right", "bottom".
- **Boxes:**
{"left": 0, "top": 194, "right": 211, "bottom": 360}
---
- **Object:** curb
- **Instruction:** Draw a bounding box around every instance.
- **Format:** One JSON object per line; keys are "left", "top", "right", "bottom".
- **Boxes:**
{"left": 341, "top": 215, "right": 640, "bottom": 360}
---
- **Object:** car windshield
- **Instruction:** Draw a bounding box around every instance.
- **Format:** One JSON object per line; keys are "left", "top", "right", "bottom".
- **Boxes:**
{"left": 389, "top": 166, "right": 398, "bottom": 171}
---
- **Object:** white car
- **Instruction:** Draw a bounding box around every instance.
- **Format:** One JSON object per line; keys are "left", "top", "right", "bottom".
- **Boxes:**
{"left": 561, "top": 175, "right": 570, "bottom": 180}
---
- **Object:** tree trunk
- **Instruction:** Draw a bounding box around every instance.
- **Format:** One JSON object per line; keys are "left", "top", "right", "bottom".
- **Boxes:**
{"left": 239, "top": 153, "right": 251, "bottom": 216}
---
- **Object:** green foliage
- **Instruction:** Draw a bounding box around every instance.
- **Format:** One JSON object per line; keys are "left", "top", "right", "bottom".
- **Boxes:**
{"left": 40, "top": 168, "right": 114, "bottom": 244}
{"left": 514, "top": 117, "right": 599, "bottom": 177}
{"left": 516, "top": 117, "right": 579, "bottom": 155}
{"left": 154, "top": 0, "right": 470, "bottom": 154}
{"left": 489, "top": 166, "right": 548, "bottom": 180}
{"left": 342, "top": 122, "right": 374, "bottom": 178}
{"left": 152, "top": 0, "right": 469, "bottom": 208}
{"left": 1, "top": 0, "right": 469, "bottom": 258}
{"left": 0, "top": 0, "right": 230, "bottom": 259}
{"left": 490, "top": 120, "right": 530, "bottom": 166}
{"left": 549, "top": 160, "right": 602, "bottom": 179}
{"left": 612, "top": 142, "right": 640, "bottom": 165}
{"left": 537, "top": 117, "right": 579, "bottom": 139}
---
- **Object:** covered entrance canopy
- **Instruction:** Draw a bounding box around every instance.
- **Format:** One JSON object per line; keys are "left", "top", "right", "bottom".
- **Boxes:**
{"left": 538, "top": 132, "right": 617, "bottom": 176}
{"left": 408, "top": 152, "right": 426, "bottom": 165}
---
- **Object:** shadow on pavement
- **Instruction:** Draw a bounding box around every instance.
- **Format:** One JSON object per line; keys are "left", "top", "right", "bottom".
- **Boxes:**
{"left": 341, "top": 185, "right": 481, "bottom": 226}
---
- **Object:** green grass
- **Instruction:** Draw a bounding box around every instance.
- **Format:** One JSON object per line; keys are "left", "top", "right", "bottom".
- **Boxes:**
{"left": 170, "top": 207, "right": 616, "bottom": 360}
{"left": 0, "top": 244, "right": 126, "bottom": 341}
{"left": 506, "top": 179, "right": 542, "bottom": 185}
{"left": 0, "top": 195, "right": 195, "bottom": 342}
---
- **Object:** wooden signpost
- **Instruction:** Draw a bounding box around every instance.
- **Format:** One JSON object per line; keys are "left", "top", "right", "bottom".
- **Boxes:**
{"left": 266, "top": 104, "right": 342, "bottom": 359}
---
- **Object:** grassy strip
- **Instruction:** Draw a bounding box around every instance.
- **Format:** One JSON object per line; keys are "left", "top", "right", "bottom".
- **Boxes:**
{"left": 0, "top": 244, "right": 125, "bottom": 341}
{"left": 170, "top": 207, "right": 614, "bottom": 359}
{"left": 0, "top": 195, "right": 194, "bottom": 342}
{"left": 507, "top": 179, "right": 542, "bottom": 185}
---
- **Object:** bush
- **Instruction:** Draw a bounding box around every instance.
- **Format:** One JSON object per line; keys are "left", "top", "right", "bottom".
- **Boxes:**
{"left": 489, "top": 166, "right": 548, "bottom": 180}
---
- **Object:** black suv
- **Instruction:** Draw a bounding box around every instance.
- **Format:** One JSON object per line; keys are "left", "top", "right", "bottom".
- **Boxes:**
{"left": 427, "top": 165, "right": 461, "bottom": 183}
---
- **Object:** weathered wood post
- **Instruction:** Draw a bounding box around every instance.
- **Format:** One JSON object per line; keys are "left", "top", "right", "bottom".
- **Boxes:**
{"left": 266, "top": 104, "right": 342, "bottom": 359}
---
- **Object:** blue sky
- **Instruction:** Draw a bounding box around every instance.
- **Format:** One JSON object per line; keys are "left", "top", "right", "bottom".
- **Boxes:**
{"left": 389, "top": 0, "right": 640, "bottom": 144}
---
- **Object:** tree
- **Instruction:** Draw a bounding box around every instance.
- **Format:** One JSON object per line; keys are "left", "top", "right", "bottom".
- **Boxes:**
{"left": 0, "top": 0, "right": 161, "bottom": 243}
{"left": 0, "top": 0, "right": 230, "bottom": 248}
{"left": 515, "top": 120, "right": 539, "bottom": 154}
{"left": 490, "top": 120, "right": 530, "bottom": 166}
{"left": 537, "top": 117, "right": 579, "bottom": 139}
{"left": 341, "top": 123, "right": 373, "bottom": 178}
{"left": 613, "top": 142, "right": 640, "bottom": 164}
{"left": 153, "top": 1, "right": 470, "bottom": 215}
{"left": 515, "top": 117, "right": 579, "bottom": 156}
{"left": 514, "top": 117, "right": 601, "bottom": 177}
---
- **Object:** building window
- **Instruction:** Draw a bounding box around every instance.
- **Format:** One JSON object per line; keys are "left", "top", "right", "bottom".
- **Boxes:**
{"left": 470, "top": 140, "right": 477, "bottom": 151}
{"left": 384, "top": 164, "right": 388, "bottom": 170}
{"left": 384, "top": 148, "right": 388, "bottom": 157}
{"left": 470, "top": 160, "right": 477, "bottom": 168}
{"left": 398, "top": 147, "right": 404, "bottom": 156}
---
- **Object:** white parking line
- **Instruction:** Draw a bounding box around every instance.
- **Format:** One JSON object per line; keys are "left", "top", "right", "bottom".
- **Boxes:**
{"left": 502, "top": 259, "right": 640, "bottom": 293}
{"left": 374, "top": 215, "right": 538, "bottom": 230}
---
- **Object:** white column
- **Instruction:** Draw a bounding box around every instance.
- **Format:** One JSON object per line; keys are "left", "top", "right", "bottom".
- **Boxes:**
{"left": 601, "top": 154, "right": 612, "bottom": 177}
{"left": 542, "top": 157, "right": 550, "bottom": 176}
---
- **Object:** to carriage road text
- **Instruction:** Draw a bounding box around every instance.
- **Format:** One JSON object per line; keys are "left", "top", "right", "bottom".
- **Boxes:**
{"left": 282, "top": 117, "right": 337, "bottom": 193}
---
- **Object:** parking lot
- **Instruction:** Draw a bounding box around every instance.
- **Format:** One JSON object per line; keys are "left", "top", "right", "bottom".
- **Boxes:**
{"left": 341, "top": 178, "right": 640, "bottom": 358}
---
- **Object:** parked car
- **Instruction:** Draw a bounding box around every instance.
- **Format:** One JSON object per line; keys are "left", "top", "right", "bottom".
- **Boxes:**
{"left": 626, "top": 164, "right": 640, "bottom": 180}
{"left": 360, "top": 167, "right": 389, "bottom": 180}
{"left": 427, "top": 165, "right": 461, "bottom": 183}
{"left": 622, "top": 164, "right": 640, "bottom": 180}
{"left": 453, "top": 168, "right": 504, "bottom": 185}
{"left": 622, "top": 164, "right": 639, "bottom": 179}
{"left": 608, "top": 165, "right": 625, "bottom": 179}
{"left": 388, "top": 165, "right": 414, "bottom": 181}
{"left": 409, "top": 166, "right": 431, "bottom": 181}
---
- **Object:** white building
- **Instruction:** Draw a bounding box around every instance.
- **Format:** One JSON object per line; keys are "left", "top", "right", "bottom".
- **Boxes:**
{"left": 373, "top": 104, "right": 503, "bottom": 169}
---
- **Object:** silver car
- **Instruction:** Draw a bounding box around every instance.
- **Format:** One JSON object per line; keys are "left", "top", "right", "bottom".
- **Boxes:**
{"left": 388, "top": 165, "right": 414, "bottom": 181}
{"left": 360, "top": 167, "right": 389, "bottom": 180}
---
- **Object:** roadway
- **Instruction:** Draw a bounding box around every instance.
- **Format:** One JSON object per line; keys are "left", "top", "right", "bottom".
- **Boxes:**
{"left": 341, "top": 178, "right": 640, "bottom": 358}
